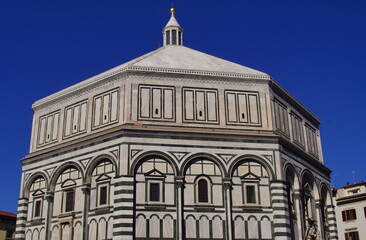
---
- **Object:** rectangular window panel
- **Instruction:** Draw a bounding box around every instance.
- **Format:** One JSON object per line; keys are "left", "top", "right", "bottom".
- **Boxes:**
{"left": 172, "top": 30, "right": 177, "bottom": 44}
{"left": 196, "top": 91, "right": 206, "bottom": 121}
{"left": 65, "top": 191, "right": 74, "bottom": 212}
{"left": 34, "top": 200, "right": 41, "bottom": 217}
{"left": 149, "top": 183, "right": 160, "bottom": 202}
{"left": 99, "top": 186, "right": 108, "bottom": 205}
{"left": 52, "top": 113, "right": 59, "bottom": 140}
{"left": 227, "top": 93, "right": 237, "bottom": 122}
{"left": 93, "top": 89, "right": 119, "bottom": 129}
{"left": 94, "top": 97, "right": 102, "bottom": 127}
{"left": 248, "top": 94, "right": 259, "bottom": 124}
{"left": 140, "top": 87, "right": 151, "bottom": 118}
{"left": 64, "top": 100, "right": 88, "bottom": 138}
{"left": 79, "top": 102, "right": 87, "bottom": 132}
{"left": 45, "top": 115, "right": 53, "bottom": 143}
{"left": 184, "top": 90, "right": 194, "bottom": 120}
{"left": 38, "top": 111, "right": 60, "bottom": 146}
{"left": 207, "top": 92, "right": 217, "bottom": 121}
{"left": 163, "top": 89, "right": 173, "bottom": 119}
{"left": 152, "top": 88, "right": 162, "bottom": 118}
{"left": 102, "top": 94, "right": 110, "bottom": 124}
{"left": 65, "top": 108, "right": 72, "bottom": 136}
{"left": 274, "top": 99, "right": 289, "bottom": 136}
{"left": 72, "top": 105, "right": 80, "bottom": 134}
{"left": 166, "top": 30, "right": 170, "bottom": 45}
{"left": 39, "top": 118, "right": 46, "bottom": 145}
{"left": 238, "top": 94, "right": 248, "bottom": 123}
{"left": 246, "top": 185, "right": 256, "bottom": 204}
{"left": 110, "top": 90, "right": 118, "bottom": 122}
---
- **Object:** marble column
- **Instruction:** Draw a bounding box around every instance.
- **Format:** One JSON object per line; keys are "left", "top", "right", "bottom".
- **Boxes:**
{"left": 81, "top": 184, "right": 90, "bottom": 240}
{"left": 175, "top": 176, "right": 185, "bottom": 240}
{"left": 44, "top": 192, "right": 54, "bottom": 240}
{"left": 223, "top": 178, "right": 233, "bottom": 240}
{"left": 293, "top": 189, "right": 304, "bottom": 240}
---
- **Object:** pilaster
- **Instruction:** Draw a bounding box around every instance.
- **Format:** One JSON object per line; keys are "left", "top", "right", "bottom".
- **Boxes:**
{"left": 223, "top": 178, "right": 233, "bottom": 240}
{"left": 113, "top": 176, "right": 134, "bottom": 240}
{"left": 175, "top": 176, "right": 184, "bottom": 240}
{"left": 14, "top": 197, "right": 28, "bottom": 240}
{"left": 270, "top": 180, "right": 291, "bottom": 240}
{"left": 81, "top": 184, "right": 90, "bottom": 240}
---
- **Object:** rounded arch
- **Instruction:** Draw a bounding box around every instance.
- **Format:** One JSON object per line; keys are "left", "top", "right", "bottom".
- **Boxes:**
{"left": 163, "top": 214, "right": 174, "bottom": 219}
{"left": 149, "top": 214, "right": 160, "bottom": 220}
{"left": 234, "top": 215, "right": 245, "bottom": 221}
{"left": 199, "top": 215, "right": 210, "bottom": 220}
{"left": 185, "top": 214, "right": 196, "bottom": 220}
{"left": 98, "top": 217, "right": 107, "bottom": 223}
{"left": 320, "top": 183, "right": 332, "bottom": 206}
{"left": 23, "top": 171, "right": 49, "bottom": 198}
{"left": 129, "top": 151, "right": 179, "bottom": 176}
{"left": 260, "top": 215, "right": 271, "bottom": 221}
{"left": 301, "top": 170, "right": 320, "bottom": 199}
{"left": 180, "top": 152, "right": 227, "bottom": 177}
{"left": 136, "top": 213, "right": 147, "bottom": 219}
{"left": 228, "top": 154, "right": 275, "bottom": 180}
{"left": 212, "top": 215, "right": 223, "bottom": 220}
{"left": 49, "top": 162, "right": 84, "bottom": 192}
{"left": 284, "top": 163, "right": 300, "bottom": 190}
{"left": 247, "top": 215, "right": 258, "bottom": 221}
{"left": 85, "top": 154, "right": 118, "bottom": 183}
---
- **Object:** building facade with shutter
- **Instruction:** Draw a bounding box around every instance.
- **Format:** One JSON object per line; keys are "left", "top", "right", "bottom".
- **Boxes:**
{"left": 332, "top": 182, "right": 366, "bottom": 240}
{"left": 15, "top": 8, "right": 338, "bottom": 240}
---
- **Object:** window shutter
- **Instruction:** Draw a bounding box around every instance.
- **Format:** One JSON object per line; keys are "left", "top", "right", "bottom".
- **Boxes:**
{"left": 345, "top": 233, "right": 349, "bottom": 240}
{"left": 342, "top": 211, "right": 346, "bottom": 221}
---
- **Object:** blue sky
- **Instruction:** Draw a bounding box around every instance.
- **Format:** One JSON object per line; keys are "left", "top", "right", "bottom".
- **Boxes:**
{"left": 0, "top": 1, "right": 365, "bottom": 213}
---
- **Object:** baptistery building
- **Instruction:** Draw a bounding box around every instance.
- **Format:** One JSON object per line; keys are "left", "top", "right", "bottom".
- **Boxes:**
{"left": 15, "top": 9, "right": 338, "bottom": 240}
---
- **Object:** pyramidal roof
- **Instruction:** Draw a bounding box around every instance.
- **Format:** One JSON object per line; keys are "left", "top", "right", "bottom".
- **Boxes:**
{"left": 33, "top": 9, "right": 270, "bottom": 108}
{"left": 125, "top": 45, "right": 269, "bottom": 77}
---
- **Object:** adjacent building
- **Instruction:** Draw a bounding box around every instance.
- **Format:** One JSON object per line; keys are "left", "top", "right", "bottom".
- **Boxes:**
{"left": 15, "top": 8, "right": 338, "bottom": 240}
{"left": 333, "top": 182, "right": 366, "bottom": 240}
{"left": 0, "top": 211, "right": 16, "bottom": 240}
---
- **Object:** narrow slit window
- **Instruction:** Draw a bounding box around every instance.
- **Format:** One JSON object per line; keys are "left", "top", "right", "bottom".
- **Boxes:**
{"left": 166, "top": 31, "right": 170, "bottom": 45}
{"left": 150, "top": 182, "right": 160, "bottom": 202}
{"left": 172, "top": 30, "right": 177, "bottom": 45}
{"left": 34, "top": 200, "right": 42, "bottom": 217}
{"left": 178, "top": 31, "right": 182, "bottom": 45}
{"left": 198, "top": 179, "right": 208, "bottom": 203}
{"left": 65, "top": 190, "right": 74, "bottom": 212}
{"left": 246, "top": 185, "right": 256, "bottom": 204}
{"left": 99, "top": 186, "right": 108, "bottom": 205}
{"left": 155, "top": 109, "right": 159, "bottom": 114}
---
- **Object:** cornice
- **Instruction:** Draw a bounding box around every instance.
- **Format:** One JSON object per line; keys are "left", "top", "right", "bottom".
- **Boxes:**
{"left": 269, "top": 78, "right": 320, "bottom": 126}
{"left": 32, "top": 66, "right": 270, "bottom": 111}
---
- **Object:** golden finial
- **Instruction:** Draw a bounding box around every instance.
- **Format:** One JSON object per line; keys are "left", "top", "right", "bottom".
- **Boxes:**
{"left": 170, "top": 7, "right": 175, "bottom": 14}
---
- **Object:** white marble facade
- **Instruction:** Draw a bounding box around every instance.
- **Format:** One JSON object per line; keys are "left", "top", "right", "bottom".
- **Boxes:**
{"left": 15, "top": 9, "right": 337, "bottom": 240}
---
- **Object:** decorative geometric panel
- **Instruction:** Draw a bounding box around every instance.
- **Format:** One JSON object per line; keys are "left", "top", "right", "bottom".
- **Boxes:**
{"left": 169, "top": 151, "right": 189, "bottom": 162}
{"left": 263, "top": 155, "right": 273, "bottom": 164}
{"left": 110, "top": 149, "right": 119, "bottom": 159}
{"left": 79, "top": 158, "right": 92, "bottom": 169}
{"left": 217, "top": 153, "right": 236, "bottom": 163}
{"left": 45, "top": 167, "right": 57, "bottom": 178}
{"left": 131, "top": 149, "right": 142, "bottom": 159}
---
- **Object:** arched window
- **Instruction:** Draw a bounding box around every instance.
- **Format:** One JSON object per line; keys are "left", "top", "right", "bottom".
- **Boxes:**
{"left": 198, "top": 179, "right": 208, "bottom": 203}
